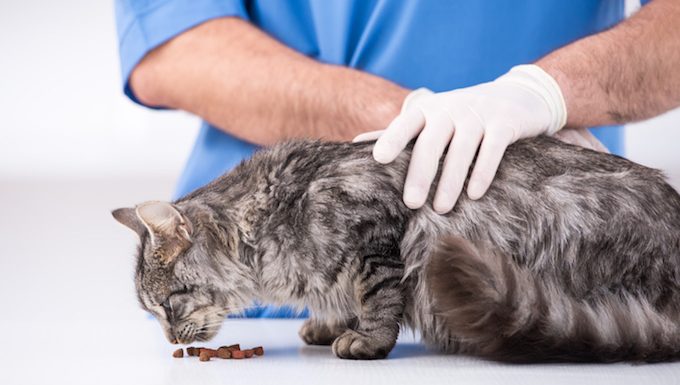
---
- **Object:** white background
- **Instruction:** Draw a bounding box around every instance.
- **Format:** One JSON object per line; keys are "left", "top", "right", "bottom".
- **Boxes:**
{"left": 1, "top": 1, "right": 680, "bottom": 385}
{"left": 0, "top": 0, "right": 198, "bottom": 181}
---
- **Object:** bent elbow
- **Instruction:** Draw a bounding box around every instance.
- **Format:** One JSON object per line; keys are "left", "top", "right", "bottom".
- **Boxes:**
{"left": 129, "top": 55, "right": 165, "bottom": 107}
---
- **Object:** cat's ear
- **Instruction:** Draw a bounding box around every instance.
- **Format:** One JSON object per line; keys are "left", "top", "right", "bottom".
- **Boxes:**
{"left": 135, "top": 201, "right": 193, "bottom": 264}
{"left": 112, "top": 207, "right": 146, "bottom": 238}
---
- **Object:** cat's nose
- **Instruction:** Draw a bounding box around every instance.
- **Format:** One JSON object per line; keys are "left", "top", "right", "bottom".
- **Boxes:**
{"left": 165, "top": 330, "right": 179, "bottom": 344}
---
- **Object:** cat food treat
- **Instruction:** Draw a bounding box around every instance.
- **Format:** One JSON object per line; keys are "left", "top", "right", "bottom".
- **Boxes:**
{"left": 190, "top": 346, "right": 206, "bottom": 357}
{"left": 217, "top": 347, "right": 232, "bottom": 359}
{"left": 221, "top": 344, "right": 240, "bottom": 351}
{"left": 172, "top": 344, "right": 265, "bottom": 361}
{"left": 199, "top": 350, "right": 215, "bottom": 362}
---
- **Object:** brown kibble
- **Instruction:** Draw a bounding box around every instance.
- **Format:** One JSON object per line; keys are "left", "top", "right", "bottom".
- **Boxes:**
{"left": 217, "top": 347, "right": 232, "bottom": 359}
{"left": 220, "top": 344, "right": 240, "bottom": 351}
{"left": 175, "top": 343, "right": 263, "bottom": 360}
{"left": 191, "top": 347, "right": 206, "bottom": 357}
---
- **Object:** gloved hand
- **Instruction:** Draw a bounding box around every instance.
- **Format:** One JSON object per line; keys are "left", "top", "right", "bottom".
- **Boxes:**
{"left": 353, "top": 64, "right": 568, "bottom": 213}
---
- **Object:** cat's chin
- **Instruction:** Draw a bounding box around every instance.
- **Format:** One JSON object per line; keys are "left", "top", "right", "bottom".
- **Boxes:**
{"left": 169, "top": 318, "right": 223, "bottom": 345}
{"left": 184, "top": 325, "right": 221, "bottom": 344}
{"left": 175, "top": 330, "right": 217, "bottom": 345}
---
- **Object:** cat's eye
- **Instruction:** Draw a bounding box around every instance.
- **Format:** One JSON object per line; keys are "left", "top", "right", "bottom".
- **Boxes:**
{"left": 159, "top": 285, "right": 190, "bottom": 315}
{"left": 174, "top": 285, "right": 190, "bottom": 296}
{"left": 161, "top": 298, "right": 172, "bottom": 315}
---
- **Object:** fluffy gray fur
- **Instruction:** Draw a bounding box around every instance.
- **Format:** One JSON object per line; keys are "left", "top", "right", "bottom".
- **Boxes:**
{"left": 113, "top": 136, "right": 680, "bottom": 362}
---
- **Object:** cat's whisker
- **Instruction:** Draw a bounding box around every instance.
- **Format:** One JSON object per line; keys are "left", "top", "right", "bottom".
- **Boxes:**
{"left": 197, "top": 327, "right": 221, "bottom": 331}
{"left": 197, "top": 317, "right": 228, "bottom": 326}
{"left": 197, "top": 322, "right": 225, "bottom": 329}
{"left": 201, "top": 319, "right": 228, "bottom": 326}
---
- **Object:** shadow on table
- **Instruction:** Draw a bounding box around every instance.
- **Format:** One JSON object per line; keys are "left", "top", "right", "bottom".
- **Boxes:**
{"left": 263, "top": 343, "right": 438, "bottom": 360}
{"left": 388, "top": 343, "right": 438, "bottom": 359}
{"left": 258, "top": 342, "right": 439, "bottom": 360}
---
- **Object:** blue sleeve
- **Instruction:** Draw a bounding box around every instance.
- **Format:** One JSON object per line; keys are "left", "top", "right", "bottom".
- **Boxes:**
{"left": 114, "top": 0, "right": 249, "bottom": 106}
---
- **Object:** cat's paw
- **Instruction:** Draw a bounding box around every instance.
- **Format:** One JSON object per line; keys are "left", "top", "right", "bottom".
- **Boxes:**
{"left": 331, "top": 330, "right": 392, "bottom": 360}
{"left": 298, "top": 319, "right": 344, "bottom": 346}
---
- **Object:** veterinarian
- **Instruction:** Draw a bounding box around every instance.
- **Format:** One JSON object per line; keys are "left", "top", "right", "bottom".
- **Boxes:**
{"left": 115, "top": 0, "right": 680, "bottom": 317}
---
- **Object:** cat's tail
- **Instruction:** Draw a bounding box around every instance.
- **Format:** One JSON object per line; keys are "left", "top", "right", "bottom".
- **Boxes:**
{"left": 426, "top": 236, "right": 680, "bottom": 363}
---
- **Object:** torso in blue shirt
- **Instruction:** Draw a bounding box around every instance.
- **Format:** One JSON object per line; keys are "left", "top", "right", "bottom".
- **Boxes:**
{"left": 116, "top": 0, "right": 630, "bottom": 317}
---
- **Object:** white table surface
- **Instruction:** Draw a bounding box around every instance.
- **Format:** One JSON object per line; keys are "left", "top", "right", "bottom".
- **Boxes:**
{"left": 2, "top": 179, "right": 680, "bottom": 385}
{"left": 3, "top": 318, "right": 680, "bottom": 385}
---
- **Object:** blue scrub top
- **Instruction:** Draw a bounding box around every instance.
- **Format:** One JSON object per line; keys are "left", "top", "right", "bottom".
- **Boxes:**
{"left": 115, "top": 0, "right": 635, "bottom": 317}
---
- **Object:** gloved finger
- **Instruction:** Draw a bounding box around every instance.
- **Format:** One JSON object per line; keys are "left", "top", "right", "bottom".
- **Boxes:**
{"left": 553, "top": 128, "right": 590, "bottom": 148}
{"left": 373, "top": 107, "right": 425, "bottom": 164}
{"left": 403, "top": 110, "right": 454, "bottom": 209}
{"left": 433, "top": 111, "right": 484, "bottom": 214}
{"left": 352, "top": 130, "right": 385, "bottom": 143}
{"left": 467, "top": 128, "right": 512, "bottom": 200}
{"left": 576, "top": 128, "right": 609, "bottom": 153}
{"left": 554, "top": 128, "right": 610, "bottom": 153}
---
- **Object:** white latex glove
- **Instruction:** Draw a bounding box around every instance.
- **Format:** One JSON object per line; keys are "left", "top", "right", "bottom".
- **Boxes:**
{"left": 353, "top": 64, "right": 567, "bottom": 213}
{"left": 553, "top": 127, "right": 609, "bottom": 153}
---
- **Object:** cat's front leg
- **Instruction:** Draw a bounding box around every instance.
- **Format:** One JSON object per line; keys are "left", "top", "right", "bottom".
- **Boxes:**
{"left": 332, "top": 254, "right": 405, "bottom": 360}
{"left": 298, "top": 317, "right": 355, "bottom": 346}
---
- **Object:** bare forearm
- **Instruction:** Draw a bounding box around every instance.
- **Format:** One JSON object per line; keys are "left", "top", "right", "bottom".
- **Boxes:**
{"left": 130, "top": 17, "right": 408, "bottom": 145}
{"left": 537, "top": 0, "right": 680, "bottom": 128}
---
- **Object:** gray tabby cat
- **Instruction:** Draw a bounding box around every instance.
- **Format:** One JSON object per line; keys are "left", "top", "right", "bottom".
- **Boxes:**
{"left": 113, "top": 136, "right": 680, "bottom": 362}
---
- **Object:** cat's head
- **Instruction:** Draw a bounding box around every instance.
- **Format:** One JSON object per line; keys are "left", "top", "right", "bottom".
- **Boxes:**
{"left": 112, "top": 201, "right": 237, "bottom": 344}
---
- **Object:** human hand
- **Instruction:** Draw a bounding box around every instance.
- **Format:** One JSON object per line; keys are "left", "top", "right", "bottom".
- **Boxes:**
{"left": 353, "top": 65, "right": 567, "bottom": 213}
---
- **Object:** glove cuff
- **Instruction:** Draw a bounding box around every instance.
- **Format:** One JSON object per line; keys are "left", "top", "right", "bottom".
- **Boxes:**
{"left": 496, "top": 64, "right": 568, "bottom": 134}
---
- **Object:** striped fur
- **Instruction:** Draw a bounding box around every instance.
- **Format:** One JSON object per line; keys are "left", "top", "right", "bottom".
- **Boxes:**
{"left": 427, "top": 236, "right": 680, "bottom": 362}
{"left": 113, "top": 136, "right": 680, "bottom": 361}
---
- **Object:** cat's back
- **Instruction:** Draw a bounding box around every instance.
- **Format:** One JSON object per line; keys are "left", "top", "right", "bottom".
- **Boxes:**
{"left": 500, "top": 136, "right": 663, "bottom": 184}
{"left": 495, "top": 136, "right": 680, "bottom": 218}
{"left": 404, "top": 135, "right": 680, "bottom": 282}
{"left": 266, "top": 136, "right": 674, "bottom": 203}
{"left": 247, "top": 139, "right": 409, "bottom": 205}
{"left": 178, "top": 139, "right": 386, "bottom": 203}
{"left": 187, "top": 135, "right": 679, "bottom": 218}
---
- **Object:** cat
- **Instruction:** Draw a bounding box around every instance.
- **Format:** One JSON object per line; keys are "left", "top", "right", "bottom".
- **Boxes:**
{"left": 112, "top": 135, "right": 680, "bottom": 362}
